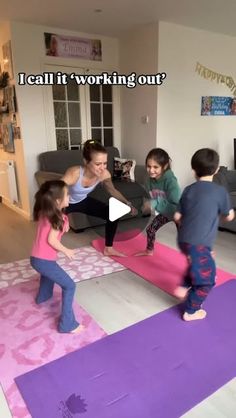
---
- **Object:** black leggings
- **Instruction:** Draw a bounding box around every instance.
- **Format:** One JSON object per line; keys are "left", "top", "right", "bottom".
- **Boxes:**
{"left": 66, "top": 196, "right": 118, "bottom": 247}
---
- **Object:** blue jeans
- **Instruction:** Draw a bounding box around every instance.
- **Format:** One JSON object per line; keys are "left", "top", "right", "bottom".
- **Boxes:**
{"left": 30, "top": 256, "right": 79, "bottom": 332}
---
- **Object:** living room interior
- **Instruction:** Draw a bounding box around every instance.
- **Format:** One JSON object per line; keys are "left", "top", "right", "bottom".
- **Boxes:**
{"left": 1, "top": 1, "right": 236, "bottom": 417}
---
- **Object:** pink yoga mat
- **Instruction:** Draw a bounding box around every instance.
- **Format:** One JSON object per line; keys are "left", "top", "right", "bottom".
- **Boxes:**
{"left": 0, "top": 246, "right": 125, "bottom": 289}
{"left": 92, "top": 233, "right": 235, "bottom": 295}
{"left": 0, "top": 279, "right": 106, "bottom": 418}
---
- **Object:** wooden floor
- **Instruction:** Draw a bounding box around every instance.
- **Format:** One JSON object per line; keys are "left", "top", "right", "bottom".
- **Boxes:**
{"left": 1, "top": 203, "right": 236, "bottom": 417}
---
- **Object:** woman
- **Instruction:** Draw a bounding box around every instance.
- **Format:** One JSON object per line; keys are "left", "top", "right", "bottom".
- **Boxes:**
{"left": 62, "top": 140, "right": 136, "bottom": 257}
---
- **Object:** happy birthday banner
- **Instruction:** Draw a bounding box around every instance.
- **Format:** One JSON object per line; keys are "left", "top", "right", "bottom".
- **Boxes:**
{"left": 195, "top": 62, "right": 236, "bottom": 96}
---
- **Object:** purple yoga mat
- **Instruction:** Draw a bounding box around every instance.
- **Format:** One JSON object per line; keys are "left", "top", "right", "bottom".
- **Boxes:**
{"left": 15, "top": 280, "right": 236, "bottom": 418}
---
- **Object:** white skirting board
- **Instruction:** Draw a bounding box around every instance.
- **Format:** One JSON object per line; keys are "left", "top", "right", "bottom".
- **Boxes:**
{"left": 0, "top": 160, "right": 19, "bottom": 204}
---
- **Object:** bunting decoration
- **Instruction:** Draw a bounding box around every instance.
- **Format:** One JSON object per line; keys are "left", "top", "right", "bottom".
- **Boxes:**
{"left": 195, "top": 62, "right": 236, "bottom": 96}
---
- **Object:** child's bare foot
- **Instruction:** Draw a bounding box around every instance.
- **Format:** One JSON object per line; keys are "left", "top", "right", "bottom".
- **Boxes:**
{"left": 104, "top": 247, "right": 126, "bottom": 257}
{"left": 183, "top": 309, "right": 207, "bottom": 321}
{"left": 134, "top": 249, "right": 153, "bottom": 256}
{"left": 70, "top": 324, "right": 85, "bottom": 334}
{"left": 173, "top": 286, "right": 189, "bottom": 300}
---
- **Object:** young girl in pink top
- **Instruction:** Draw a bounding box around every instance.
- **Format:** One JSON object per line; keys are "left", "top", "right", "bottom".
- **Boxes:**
{"left": 31, "top": 180, "right": 83, "bottom": 333}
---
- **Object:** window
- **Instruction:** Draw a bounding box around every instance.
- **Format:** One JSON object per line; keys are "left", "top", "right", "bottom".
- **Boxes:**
{"left": 44, "top": 66, "right": 120, "bottom": 151}
{"left": 52, "top": 78, "right": 82, "bottom": 150}
{"left": 89, "top": 85, "right": 113, "bottom": 146}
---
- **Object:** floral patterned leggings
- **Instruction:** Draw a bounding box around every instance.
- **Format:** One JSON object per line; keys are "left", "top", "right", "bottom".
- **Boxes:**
{"left": 146, "top": 213, "right": 170, "bottom": 251}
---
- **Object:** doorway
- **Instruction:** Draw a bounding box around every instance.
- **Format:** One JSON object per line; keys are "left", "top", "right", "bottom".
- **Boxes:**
{"left": 44, "top": 65, "right": 120, "bottom": 151}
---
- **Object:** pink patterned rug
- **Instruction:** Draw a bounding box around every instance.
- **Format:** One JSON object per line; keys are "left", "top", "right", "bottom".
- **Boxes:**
{"left": 0, "top": 279, "right": 106, "bottom": 418}
{"left": 0, "top": 246, "right": 125, "bottom": 289}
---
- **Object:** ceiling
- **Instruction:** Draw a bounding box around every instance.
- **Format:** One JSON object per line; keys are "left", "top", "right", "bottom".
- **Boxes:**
{"left": 1, "top": 0, "right": 236, "bottom": 38}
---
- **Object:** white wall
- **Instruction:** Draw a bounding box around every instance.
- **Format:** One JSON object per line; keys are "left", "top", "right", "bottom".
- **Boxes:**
{"left": 157, "top": 22, "right": 236, "bottom": 188}
{"left": 120, "top": 23, "right": 159, "bottom": 164}
{"left": 10, "top": 21, "right": 119, "bottom": 217}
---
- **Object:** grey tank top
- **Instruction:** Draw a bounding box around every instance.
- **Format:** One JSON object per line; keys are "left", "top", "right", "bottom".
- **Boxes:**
{"left": 69, "top": 167, "right": 100, "bottom": 204}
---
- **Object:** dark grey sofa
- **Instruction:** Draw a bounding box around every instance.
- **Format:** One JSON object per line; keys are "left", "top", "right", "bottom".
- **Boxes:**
{"left": 213, "top": 166, "right": 236, "bottom": 233}
{"left": 35, "top": 147, "right": 147, "bottom": 231}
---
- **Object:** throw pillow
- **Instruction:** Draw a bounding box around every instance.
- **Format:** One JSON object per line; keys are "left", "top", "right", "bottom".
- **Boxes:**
{"left": 113, "top": 157, "right": 136, "bottom": 181}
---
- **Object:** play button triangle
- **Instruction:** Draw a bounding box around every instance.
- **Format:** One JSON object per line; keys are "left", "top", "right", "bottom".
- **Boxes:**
{"left": 109, "top": 197, "right": 131, "bottom": 222}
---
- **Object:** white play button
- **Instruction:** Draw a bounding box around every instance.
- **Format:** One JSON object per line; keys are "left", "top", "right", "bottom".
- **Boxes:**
{"left": 109, "top": 197, "right": 131, "bottom": 222}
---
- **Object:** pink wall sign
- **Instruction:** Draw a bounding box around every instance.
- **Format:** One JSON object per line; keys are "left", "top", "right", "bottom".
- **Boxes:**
{"left": 44, "top": 32, "right": 102, "bottom": 61}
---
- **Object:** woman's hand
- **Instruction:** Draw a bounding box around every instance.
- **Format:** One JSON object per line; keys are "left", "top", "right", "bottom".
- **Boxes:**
{"left": 130, "top": 205, "right": 138, "bottom": 216}
{"left": 126, "top": 201, "right": 138, "bottom": 216}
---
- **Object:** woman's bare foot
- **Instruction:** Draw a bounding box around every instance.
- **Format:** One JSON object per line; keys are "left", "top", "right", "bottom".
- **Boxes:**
{"left": 173, "top": 286, "right": 189, "bottom": 300}
{"left": 183, "top": 309, "right": 207, "bottom": 321}
{"left": 70, "top": 324, "right": 85, "bottom": 334}
{"left": 104, "top": 247, "right": 126, "bottom": 257}
{"left": 134, "top": 249, "right": 153, "bottom": 256}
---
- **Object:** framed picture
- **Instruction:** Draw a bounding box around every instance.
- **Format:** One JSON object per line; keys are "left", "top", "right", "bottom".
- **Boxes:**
{"left": 2, "top": 41, "right": 14, "bottom": 79}
{"left": 3, "top": 85, "right": 17, "bottom": 113}
{"left": 201, "top": 96, "right": 236, "bottom": 116}
{"left": 44, "top": 32, "right": 102, "bottom": 61}
{"left": 0, "top": 125, "right": 3, "bottom": 148}
{"left": 13, "top": 126, "right": 21, "bottom": 139}
{"left": 2, "top": 123, "right": 15, "bottom": 153}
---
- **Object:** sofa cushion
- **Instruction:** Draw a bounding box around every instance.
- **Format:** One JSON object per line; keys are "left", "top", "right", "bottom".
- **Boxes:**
{"left": 113, "top": 157, "right": 136, "bottom": 181}
{"left": 35, "top": 171, "right": 61, "bottom": 187}
{"left": 230, "top": 191, "right": 236, "bottom": 208}
{"left": 38, "top": 147, "right": 120, "bottom": 175}
{"left": 225, "top": 171, "right": 236, "bottom": 193}
{"left": 213, "top": 166, "right": 229, "bottom": 190}
{"left": 39, "top": 150, "right": 83, "bottom": 174}
{"left": 106, "top": 147, "right": 120, "bottom": 174}
{"left": 86, "top": 180, "right": 146, "bottom": 203}
{"left": 113, "top": 180, "right": 145, "bottom": 199}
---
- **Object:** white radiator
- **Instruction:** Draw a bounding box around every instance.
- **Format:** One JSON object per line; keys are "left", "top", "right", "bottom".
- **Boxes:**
{"left": 0, "top": 160, "right": 19, "bottom": 204}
